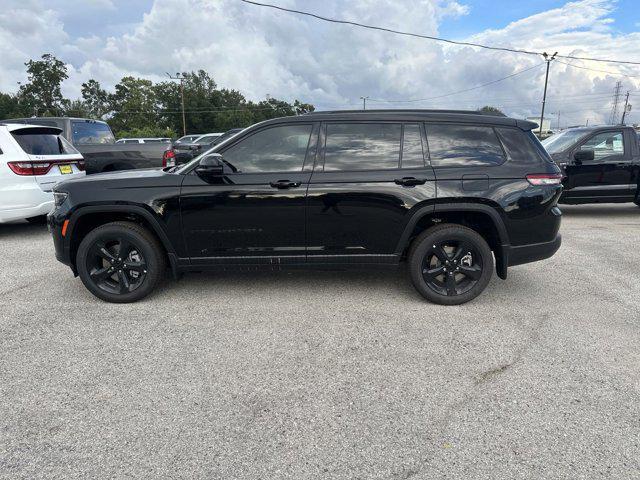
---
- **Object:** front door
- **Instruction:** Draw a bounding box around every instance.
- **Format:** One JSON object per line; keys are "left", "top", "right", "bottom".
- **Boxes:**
{"left": 564, "top": 129, "right": 635, "bottom": 201}
{"left": 180, "top": 123, "right": 318, "bottom": 265}
{"left": 306, "top": 122, "right": 436, "bottom": 264}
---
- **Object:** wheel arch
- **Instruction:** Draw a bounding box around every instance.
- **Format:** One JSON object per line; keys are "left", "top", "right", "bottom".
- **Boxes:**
{"left": 66, "top": 205, "right": 178, "bottom": 277}
{"left": 394, "top": 202, "right": 511, "bottom": 279}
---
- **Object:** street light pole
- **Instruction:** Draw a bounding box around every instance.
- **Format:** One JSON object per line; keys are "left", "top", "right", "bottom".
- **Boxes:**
{"left": 539, "top": 52, "right": 557, "bottom": 137}
{"left": 621, "top": 91, "right": 630, "bottom": 125}
{"left": 360, "top": 96, "right": 369, "bottom": 110}
{"left": 167, "top": 72, "right": 187, "bottom": 136}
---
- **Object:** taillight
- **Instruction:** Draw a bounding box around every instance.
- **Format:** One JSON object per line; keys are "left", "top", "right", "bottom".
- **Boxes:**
{"left": 8, "top": 161, "right": 51, "bottom": 175}
{"left": 526, "top": 173, "right": 563, "bottom": 186}
{"left": 163, "top": 149, "right": 176, "bottom": 167}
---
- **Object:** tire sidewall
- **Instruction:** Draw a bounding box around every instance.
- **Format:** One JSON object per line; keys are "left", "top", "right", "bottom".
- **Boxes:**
{"left": 409, "top": 226, "right": 493, "bottom": 305}
{"left": 76, "top": 224, "right": 162, "bottom": 303}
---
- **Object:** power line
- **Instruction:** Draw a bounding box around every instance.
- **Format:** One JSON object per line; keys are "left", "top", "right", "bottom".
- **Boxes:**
{"left": 368, "top": 63, "right": 545, "bottom": 104}
{"left": 239, "top": 0, "right": 640, "bottom": 66}
{"left": 556, "top": 59, "right": 640, "bottom": 78}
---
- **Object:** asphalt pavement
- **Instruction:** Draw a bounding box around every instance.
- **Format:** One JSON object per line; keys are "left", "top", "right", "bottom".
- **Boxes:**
{"left": 0, "top": 204, "right": 639, "bottom": 479}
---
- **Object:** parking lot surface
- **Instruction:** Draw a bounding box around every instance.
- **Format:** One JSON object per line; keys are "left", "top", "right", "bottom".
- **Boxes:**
{"left": 1, "top": 204, "right": 639, "bottom": 479}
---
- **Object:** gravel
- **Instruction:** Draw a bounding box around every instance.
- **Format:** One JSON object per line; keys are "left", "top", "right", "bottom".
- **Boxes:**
{"left": 1, "top": 204, "right": 639, "bottom": 479}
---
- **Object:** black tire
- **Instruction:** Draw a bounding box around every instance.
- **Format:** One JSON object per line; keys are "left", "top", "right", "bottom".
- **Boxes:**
{"left": 408, "top": 224, "right": 494, "bottom": 305}
{"left": 25, "top": 215, "right": 47, "bottom": 224}
{"left": 76, "top": 221, "right": 166, "bottom": 303}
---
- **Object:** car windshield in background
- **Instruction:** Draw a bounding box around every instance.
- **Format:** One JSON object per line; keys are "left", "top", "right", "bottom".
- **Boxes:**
{"left": 12, "top": 128, "right": 79, "bottom": 155}
{"left": 195, "top": 136, "right": 218, "bottom": 145}
{"left": 541, "top": 130, "right": 587, "bottom": 154}
{"left": 71, "top": 121, "right": 115, "bottom": 144}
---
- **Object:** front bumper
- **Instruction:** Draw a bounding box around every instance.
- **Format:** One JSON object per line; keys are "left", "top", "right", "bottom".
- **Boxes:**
{"left": 47, "top": 209, "right": 73, "bottom": 269}
{"left": 507, "top": 234, "right": 562, "bottom": 267}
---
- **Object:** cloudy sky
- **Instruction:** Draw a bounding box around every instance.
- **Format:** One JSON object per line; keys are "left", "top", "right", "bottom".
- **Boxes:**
{"left": 1, "top": 0, "right": 639, "bottom": 126}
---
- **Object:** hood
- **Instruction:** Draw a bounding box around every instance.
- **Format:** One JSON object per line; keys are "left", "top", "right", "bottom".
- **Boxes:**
{"left": 54, "top": 167, "right": 180, "bottom": 192}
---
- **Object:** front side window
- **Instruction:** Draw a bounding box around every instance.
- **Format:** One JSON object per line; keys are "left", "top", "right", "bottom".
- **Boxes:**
{"left": 72, "top": 121, "right": 115, "bottom": 144}
{"left": 324, "top": 123, "right": 401, "bottom": 171}
{"left": 579, "top": 131, "right": 624, "bottom": 160}
{"left": 12, "top": 128, "right": 79, "bottom": 155}
{"left": 222, "top": 124, "right": 312, "bottom": 173}
{"left": 426, "top": 124, "right": 505, "bottom": 167}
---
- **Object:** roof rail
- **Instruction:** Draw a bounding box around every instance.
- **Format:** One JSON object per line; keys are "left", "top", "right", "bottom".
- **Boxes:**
{"left": 305, "top": 109, "right": 503, "bottom": 116}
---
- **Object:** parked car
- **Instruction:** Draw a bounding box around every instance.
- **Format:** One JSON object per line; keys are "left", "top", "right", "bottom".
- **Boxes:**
{"left": 48, "top": 109, "right": 562, "bottom": 304}
{"left": 174, "top": 134, "right": 203, "bottom": 145}
{"left": 0, "top": 122, "right": 85, "bottom": 223}
{"left": 115, "top": 138, "right": 172, "bottom": 144}
{"left": 3, "top": 117, "right": 170, "bottom": 174}
{"left": 171, "top": 130, "right": 242, "bottom": 166}
{"left": 541, "top": 125, "right": 640, "bottom": 205}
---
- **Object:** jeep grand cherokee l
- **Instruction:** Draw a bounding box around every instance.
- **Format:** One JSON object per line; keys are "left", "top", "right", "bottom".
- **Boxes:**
{"left": 48, "top": 110, "right": 563, "bottom": 305}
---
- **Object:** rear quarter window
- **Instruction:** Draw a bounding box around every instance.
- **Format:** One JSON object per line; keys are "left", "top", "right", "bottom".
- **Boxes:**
{"left": 425, "top": 124, "right": 505, "bottom": 167}
{"left": 496, "top": 128, "right": 549, "bottom": 165}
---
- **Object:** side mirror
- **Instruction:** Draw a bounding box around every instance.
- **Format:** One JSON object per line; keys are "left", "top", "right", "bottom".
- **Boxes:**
{"left": 195, "top": 153, "right": 224, "bottom": 177}
{"left": 573, "top": 149, "right": 594, "bottom": 164}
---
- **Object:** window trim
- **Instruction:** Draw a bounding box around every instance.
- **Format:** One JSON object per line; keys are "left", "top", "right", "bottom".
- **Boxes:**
{"left": 217, "top": 121, "right": 317, "bottom": 174}
{"left": 423, "top": 122, "right": 507, "bottom": 169}
{"left": 399, "top": 123, "right": 427, "bottom": 169}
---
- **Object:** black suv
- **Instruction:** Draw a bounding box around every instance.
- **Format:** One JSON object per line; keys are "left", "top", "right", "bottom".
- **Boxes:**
{"left": 49, "top": 110, "right": 563, "bottom": 305}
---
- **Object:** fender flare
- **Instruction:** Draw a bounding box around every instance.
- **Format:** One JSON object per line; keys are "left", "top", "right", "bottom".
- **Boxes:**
{"left": 66, "top": 204, "right": 179, "bottom": 277}
{"left": 394, "top": 202, "right": 511, "bottom": 279}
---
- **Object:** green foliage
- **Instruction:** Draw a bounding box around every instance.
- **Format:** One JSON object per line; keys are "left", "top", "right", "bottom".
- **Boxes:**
{"left": 477, "top": 105, "right": 506, "bottom": 116}
{"left": 115, "top": 126, "right": 177, "bottom": 140}
{"left": 1, "top": 54, "right": 315, "bottom": 136}
{"left": 18, "top": 54, "right": 69, "bottom": 116}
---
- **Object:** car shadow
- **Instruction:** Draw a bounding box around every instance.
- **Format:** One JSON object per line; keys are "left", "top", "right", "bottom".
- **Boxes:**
{"left": 560, "top": 203, "right": 639, "bottom": 218}
{"left": 0, "top": 220, "right": 48, "bottom": 239}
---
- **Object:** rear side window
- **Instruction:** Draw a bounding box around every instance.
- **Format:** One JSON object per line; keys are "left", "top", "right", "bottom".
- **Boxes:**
{"left": 426, "top": 124, "right": 505, "bottom": 167}
{"left": 222, "top": 124, "right": 312, "bottom": 173}
{"left": 324, "top": 123, "right": 401, "bottom": 171}
{"left": 72, "top": 121, "right": 115, "bottom": 144}
{"left": 496, "top": 128, "right": 547, "bottom": 165}
{"left": 11, "top": 128, "right": 79, "bottom": 155}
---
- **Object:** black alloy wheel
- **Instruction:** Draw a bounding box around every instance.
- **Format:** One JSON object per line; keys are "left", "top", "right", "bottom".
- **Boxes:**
{"left": 422, "top": 240, "right": 483, "bottom": 297}
{"left": 76, "top": 221, "right": 165, "bottom": 303}
{"left": 408, "top": 224, "right": 493, "bottom": 305}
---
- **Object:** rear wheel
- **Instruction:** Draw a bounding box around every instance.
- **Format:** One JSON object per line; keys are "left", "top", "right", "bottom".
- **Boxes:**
{"left": 76, "top": 221, "right": 166, "bottom": 303}
{"left": 408, "top": 224, "right": 493, "bottom": 305}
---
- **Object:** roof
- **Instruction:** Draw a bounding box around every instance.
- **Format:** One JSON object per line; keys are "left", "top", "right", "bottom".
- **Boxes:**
{"left": 3, "top": 116, "right": 108, "bottom": 124}
{"left": 265, "top": 109, "right": 538, "bottom": 130}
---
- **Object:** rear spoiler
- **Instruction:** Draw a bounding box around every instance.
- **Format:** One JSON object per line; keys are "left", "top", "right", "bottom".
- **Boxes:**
{"left": 516, "top": 119, "right": 539, "bottom": 131}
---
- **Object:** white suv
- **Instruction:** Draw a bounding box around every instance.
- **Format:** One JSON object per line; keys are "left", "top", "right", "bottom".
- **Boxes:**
{"left": 0, "top": 123, "right": 86, "bottom": 223}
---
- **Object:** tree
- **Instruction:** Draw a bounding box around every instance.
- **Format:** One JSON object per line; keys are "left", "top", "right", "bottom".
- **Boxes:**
{"left": 108, "top": 77, "right": 158, "bottom": 134}
{"left": 18, "top": 54, "right": 69, "bottom": 116}
{"left": 477, "top": 105, "right": 505, "bottom": 117}
{"left": 81, "top": 79, "right": 109, "bottom": 119}
{"left": 0, "top": 93, "right": 27, "bottom": 119}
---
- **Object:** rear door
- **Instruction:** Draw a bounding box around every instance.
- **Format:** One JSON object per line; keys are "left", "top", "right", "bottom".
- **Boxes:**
{"left": 306, "top": 122, "right": 436, "bottom": 264}
{"left": 564, "top": 129, "right": 635, "bottom": 201}
{"left": 180, "top": 122, "right": 318, "bottom": 264}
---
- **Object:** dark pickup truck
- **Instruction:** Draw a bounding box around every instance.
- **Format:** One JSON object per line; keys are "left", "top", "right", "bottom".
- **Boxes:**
{"left": 542, "top": 125, "right": 640, "bottom": 205}
{"left": 3, "top": 117, "right": 170, "bottom": 174}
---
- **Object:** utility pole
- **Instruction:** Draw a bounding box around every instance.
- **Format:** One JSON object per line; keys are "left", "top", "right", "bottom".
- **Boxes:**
{"left": 539, "top": 52, "right": 557, "bottom": 137}
{"left": 360, "top": 96, "right": 369, "bottom": 110}
{"left": 609, "top": 81, "right": 623, "bottom": 125}
{"left": 621, "top": 91, "right": 630, "bottom": 125}
{"left": 166, "top": 72, "right": 187, "bottom": 136}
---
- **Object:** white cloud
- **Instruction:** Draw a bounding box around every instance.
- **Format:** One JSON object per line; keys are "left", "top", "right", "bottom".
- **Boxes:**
{"left": 1, "top": 0, "right": 639, "bottom": 126}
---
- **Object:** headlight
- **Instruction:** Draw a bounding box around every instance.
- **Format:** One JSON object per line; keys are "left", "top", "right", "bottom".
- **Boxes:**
{"left": 53, "top": 191, "right": 68, "bottom": 207}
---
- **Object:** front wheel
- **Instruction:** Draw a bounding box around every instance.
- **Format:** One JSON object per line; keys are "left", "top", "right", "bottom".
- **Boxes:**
{"left": 408, "top": 224, "right": 494, "bottom": 305}
{"left": 76, "top": 221, "right": 166, "bottom": 303}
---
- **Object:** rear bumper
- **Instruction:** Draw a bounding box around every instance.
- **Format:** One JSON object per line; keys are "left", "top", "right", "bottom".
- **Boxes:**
{"left": 507, "top": 234, "right": 562, "bottom": 267}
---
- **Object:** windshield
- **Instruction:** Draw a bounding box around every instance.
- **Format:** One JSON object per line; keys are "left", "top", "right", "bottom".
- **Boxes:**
{"left": 72, "top": 120, "right": 115, "bottom": 144}
{"left": 541, "top": 130, "right": 588, "bottom": 154}
{"left": 195, "top": 135, "right": 219, "bottom": 145}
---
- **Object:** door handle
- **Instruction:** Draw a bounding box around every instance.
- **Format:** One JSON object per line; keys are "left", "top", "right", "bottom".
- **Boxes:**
{"left": 270, "top": 180, "right": 301, "bottom": 189}
{"left": 394, "top": 177, "right": 427, "bottom": 187}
